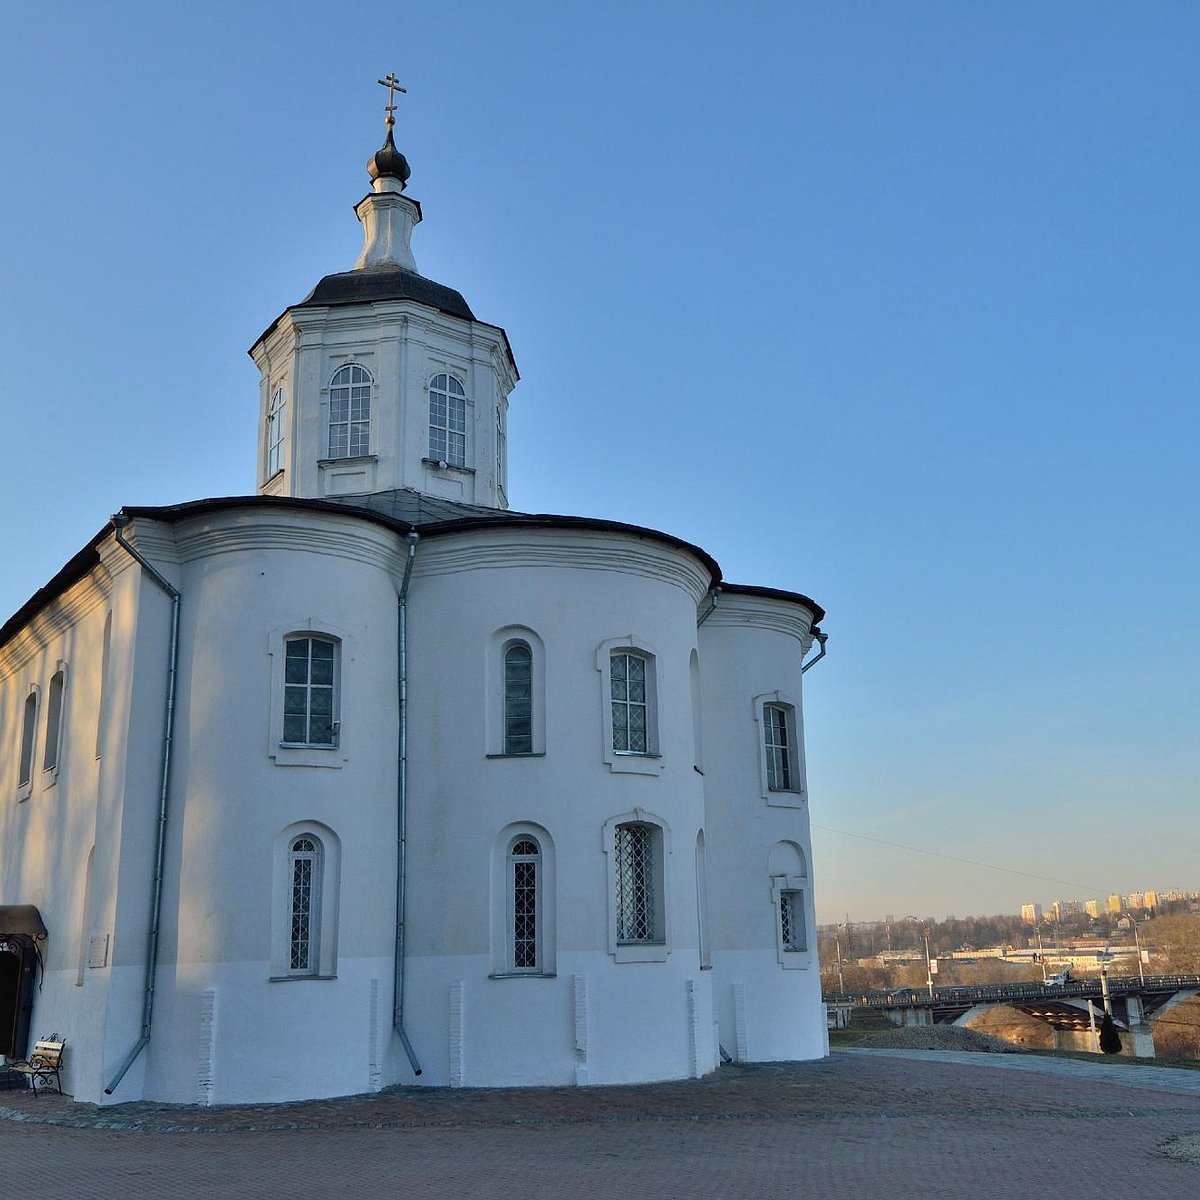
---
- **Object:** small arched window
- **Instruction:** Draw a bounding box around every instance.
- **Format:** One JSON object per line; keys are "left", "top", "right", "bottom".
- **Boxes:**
{"left": 509, "top": 837, "right": 541, "bottom": 971}
{"left": 289, "top": 835, "right": 323, "bottom": 974}
{"left": 328, "top": 364, "right": 372, "bottom": 458}
{"left": 265, "top": 386, "right": 286, "bottom": 477}
{"left": 503, "top": 642, "right": 533, "bottom": 755}
{"left": 428, "top": 373, "right": 467, "bottom": 467}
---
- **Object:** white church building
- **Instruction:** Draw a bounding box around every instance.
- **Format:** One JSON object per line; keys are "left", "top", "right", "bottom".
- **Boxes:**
{"left": 0, "top": 104, "right": 828, "bottom": 1105}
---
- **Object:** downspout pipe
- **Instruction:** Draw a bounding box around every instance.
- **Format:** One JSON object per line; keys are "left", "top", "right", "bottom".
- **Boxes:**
{"left": 696, "top": 585, "right": 721, "bottom": 627}
{"left": 801, "top": 628, "right": 828, "bottom": 674}
{"left": 105, "top": 515, "right": 181, "bottom": 1095}
{"left": 394, "top": 532, "right": 423, "bottom": 1076}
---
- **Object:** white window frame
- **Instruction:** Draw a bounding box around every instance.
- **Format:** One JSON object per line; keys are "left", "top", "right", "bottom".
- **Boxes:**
{"left": 490, "top": 822, "right": 556, "bottom": 978}
{"left": 327, "top": 363, "right": 373, "bottom": 459}
{"left": 428, "top": 372, "right": 468, "bottom": 468}
{"left": 487, "top": 627, "right": 546, "bottom": 757}
{"left": 603, "top": 811, "right": 670, "bottom": 963}
{"left": 288, "top": 835, "right": 322, "bottom": 974}
{"left": 508, "top": 836, "right": 541, "bottom": 973}
{"left": 268, "top": 622, "right": 351, "bottom": 768}
{"left": 495, "top": 402, "right": 507, "bottom": 498}
{"left": 771, "top": 875, "right": 812, "bottom": 968}
{"left": 752, "top": 691, "right": 804, "bottom": 807}
{"left": 265, "top": 385, "right": 286, "bottom": 478}
{"left": 596, "top": 637, "right": 662, "bottom": 775}
{"left": 17, "top": 684, "right": 39, "bottom": 800}
{"left": 42, "top": 662, "right": 67, "bottom": 782}
{"left": 270, "top": 822, "right": 341, "bottom": 980}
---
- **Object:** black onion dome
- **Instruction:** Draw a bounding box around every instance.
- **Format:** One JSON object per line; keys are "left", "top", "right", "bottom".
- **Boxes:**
{"left": 367, "top": 127, "right": 411, "bottom": 186}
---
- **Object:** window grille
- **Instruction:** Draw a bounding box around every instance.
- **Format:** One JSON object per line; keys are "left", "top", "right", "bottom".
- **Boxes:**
{"left": 503, "top": 643, "right": 533, "bottom": 754}
{"left": 266, "top": 386, "right": 286, "bottom": 476}
{"left": 43, "top": 671, "right": 65, "bottom": 772}
{"left": 615, "top": 823, "right": 656, "bottom": 942}
{"left": 289, "top": 836, "right": 321, "bottom": 972}
{"left": 328, "top": 364, "right": 371, "bottom": 458}
{"left": 510, "top": 838, "right": 539, "bottom": 970}
{"left": 283, "top": 637, "right": 337, "bottom": 746}
{"left": 764, "top": 704, "right": 791, "bottom": 790}
{"left": 18, "top": 692, "right": 37, "bottom": 788}
{"left": 780, "top": 889, "right": 806, "bottom": 953}
{"left": 610, "top": 653, "right": 648, "bottom": 754}
{"left": 429, "top": 373, "right": 467, "bottom": 467}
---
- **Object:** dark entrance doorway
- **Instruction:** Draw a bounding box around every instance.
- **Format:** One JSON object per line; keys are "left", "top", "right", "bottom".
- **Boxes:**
{"left": 0, "top": 934, "right": 40, "bottom": 1062}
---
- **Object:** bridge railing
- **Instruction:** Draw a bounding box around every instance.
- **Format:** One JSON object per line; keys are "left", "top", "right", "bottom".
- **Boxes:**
{"left": 825, "top": 973, "right": 1200, "bottom": 1009}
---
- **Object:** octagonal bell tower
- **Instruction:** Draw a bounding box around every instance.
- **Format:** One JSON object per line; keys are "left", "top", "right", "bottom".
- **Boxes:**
{"left": 250, "top": 91, "right": 518, "bottom": 509}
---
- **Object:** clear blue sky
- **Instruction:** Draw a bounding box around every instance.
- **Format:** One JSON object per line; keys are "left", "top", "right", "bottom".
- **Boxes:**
{"left": 2, "top": 3, "right": 1196, "bottom": 922}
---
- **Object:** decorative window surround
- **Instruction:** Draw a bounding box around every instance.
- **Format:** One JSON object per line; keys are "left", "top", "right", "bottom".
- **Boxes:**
{"left": 488, "top": 627, "right": 546, "bottom": 757}
{"left": 752, "top": 691, "right": 804, "bottom": 807}
{"left": 270, "top": 821, "right": 341, "bottom": 979}
{"left": 603, "top": 811, "right": 670, "bottom": 963}
{"left": 771, "top": 875, "right": 811, "bottom": 968}
{"left": 490, "top": 823, "right": 556, "bottom": 977}
{"left": 596, "top": 637, "right": 662, "bottom": 775}
{"left": 268, "top": 622, "right": 351, "bottom": 768}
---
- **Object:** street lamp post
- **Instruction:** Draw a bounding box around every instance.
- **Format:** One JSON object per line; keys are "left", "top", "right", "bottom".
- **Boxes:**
{"left": 1130, "top": 917, "right": 1146, "bottom": 985}
{"left": 835, "top": 926, "right": 846, "bottom": 993}
{"left": 923, "top": 928, "right": 935, "bottom": 998}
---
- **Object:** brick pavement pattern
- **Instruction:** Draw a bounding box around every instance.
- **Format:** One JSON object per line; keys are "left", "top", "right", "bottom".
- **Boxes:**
{"left": 2, "top": 1051, "right": 1199, "bottom": 1198}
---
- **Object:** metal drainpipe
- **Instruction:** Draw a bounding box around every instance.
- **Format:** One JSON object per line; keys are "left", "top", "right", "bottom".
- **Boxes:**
{"left": 104, "top": 515, "right": 181, "bottom": 1095}
{"left": 696, "top": 586, "right": 721, "bottom": 627}
{"left": 394, "top": 532, "right": 423, "bottom": 1076}
{"left": 801, "top": 628, "right": 828, "bottom": 674}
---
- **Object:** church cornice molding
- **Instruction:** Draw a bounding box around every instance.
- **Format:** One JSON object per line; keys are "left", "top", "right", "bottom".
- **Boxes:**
{"left": 416, "top": 528, "right": 712, "bottom": 604}
{"left": 700, "top": 591, "right": 818, "bottom": 642}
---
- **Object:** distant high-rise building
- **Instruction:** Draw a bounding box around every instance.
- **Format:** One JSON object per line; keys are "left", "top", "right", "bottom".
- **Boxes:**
{"left": 1084, "top": 899, "right": 1101, "bottom": 918}
{"left": 1128, "top": 892, "right": 1146, "bottom": 911}
{"left": 1144, "top": 890, "right": 1158, "bottom": 910}
{"left": 1021, "top": 903, "right": 1043, "bottom": 925}
{"left": 1107, "top": 893, "right": 1123, "bottom": 914}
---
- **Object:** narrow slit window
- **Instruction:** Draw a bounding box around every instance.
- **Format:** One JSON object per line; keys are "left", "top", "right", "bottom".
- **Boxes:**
{"left": 780, "top": 890, "right": 806, "bottom": 953}
{"left": 764, "top": 704, "right": 791, "bottom": 790}
{"left": 510, "top": 838, "right": 540, "bottom": 970}
{"left": 503, "top": 643, "right": 533, "bottom": 754}
{"left": 289, "top": 836, "right": 322, "bottom": 973}
{"left": 43, "top": 670, "right": 65, "bottom": 772}
{"left": 18, "top": 692, "right": 38, "bottom": 789}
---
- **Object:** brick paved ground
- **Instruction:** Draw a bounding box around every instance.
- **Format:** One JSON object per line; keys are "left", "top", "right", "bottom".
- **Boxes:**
{"left": 2, "top": 1051, "right": 1199, "bottom": 1198}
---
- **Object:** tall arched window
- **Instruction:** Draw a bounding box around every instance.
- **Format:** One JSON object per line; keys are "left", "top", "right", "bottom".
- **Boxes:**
{"left": 42, "top": 668, "right": 66, "bottom": 774}
{"left": 509, "top": 837, "right": 541, "bottom": 971}
{"left": 428, "top": 373, "right": 467, "bottom": 467}
{"left": 265, "top": 386, "right": 286, "bottom": 477}
{"left": 503, "top": 642, "right": 533, "bottom": 755}
{"left": 18, "top": 689, "right": 38, "bottom": 792}
{"left": 288, "top": 835, "right": 323, "bottom": 974}
{"left": 615, "top": 822, "right": 658, "bottom": 943}
{"left": 328, "top": 364, "right": 372, "bottom": 458}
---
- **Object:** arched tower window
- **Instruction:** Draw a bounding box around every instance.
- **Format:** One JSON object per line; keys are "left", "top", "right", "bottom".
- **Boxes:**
{"left": 328, "top": 364, "right": 372, "bottom": 458}
{"left": 288, "top": 835, "right": 323, "bottom": 974}
{"left": 265, "top": 386, "right": 286, "bottom": 477}
{"left": 509, "top": 837, "right": 541, "bottom": 971}
{"left": 428, "top": 373, "right": 467, "bottom": 467}
{"left": 42, "top": 668, "right": 66, "bottom": 774}
{"left": 18, "top": 689, "right": 38, "bottom": 792}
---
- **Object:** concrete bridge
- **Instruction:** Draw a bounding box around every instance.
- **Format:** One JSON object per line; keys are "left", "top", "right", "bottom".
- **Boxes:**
{"left": 826, "top": 973, "right": 1200, "bottom": 1056}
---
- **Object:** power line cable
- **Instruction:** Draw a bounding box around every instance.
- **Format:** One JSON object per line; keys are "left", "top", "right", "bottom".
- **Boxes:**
{"left": 810, "top": 823, "right": 1105, "bottom": 894}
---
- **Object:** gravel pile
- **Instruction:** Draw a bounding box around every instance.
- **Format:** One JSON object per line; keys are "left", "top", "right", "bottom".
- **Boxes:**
{"left": 851, "top": 1025, "right": 1028, "bottom": 1053}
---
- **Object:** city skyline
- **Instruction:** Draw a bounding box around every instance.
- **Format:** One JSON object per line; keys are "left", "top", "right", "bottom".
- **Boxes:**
{"left": 2, "top": 5, "right": 1197, "bottom": 923}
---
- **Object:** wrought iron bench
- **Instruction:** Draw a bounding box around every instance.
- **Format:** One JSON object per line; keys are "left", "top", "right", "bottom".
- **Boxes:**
{"left": 9, "top": 1038, "right": 65, "bottom": 1096}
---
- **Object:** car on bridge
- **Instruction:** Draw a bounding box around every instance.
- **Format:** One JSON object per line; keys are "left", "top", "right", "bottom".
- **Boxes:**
{"left": 1045, "top": 970, "right": 1073, "bottom": 987}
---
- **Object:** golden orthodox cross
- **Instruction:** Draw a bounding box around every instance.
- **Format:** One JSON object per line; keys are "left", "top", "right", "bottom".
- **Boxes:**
{"left": 378, "top": 73, "right": 407, "bottom": 128}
